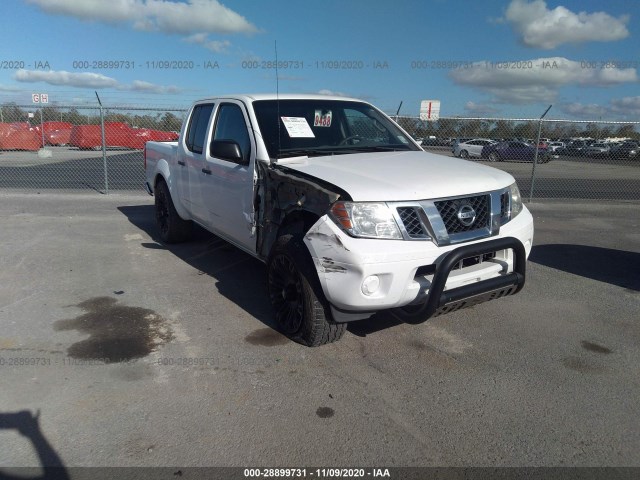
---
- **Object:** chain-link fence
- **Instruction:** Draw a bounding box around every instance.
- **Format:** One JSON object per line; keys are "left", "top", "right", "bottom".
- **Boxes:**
{"left": 1, "top": 103, "right": 638, "bottom": 200}
{"left": 394, "top": 116, "right": 640, "bottom": 201}
{"left": 0, "top": 104, "right": 186, "bottom": 192}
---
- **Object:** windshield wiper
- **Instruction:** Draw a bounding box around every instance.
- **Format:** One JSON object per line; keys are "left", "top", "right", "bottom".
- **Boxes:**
{"left": 343, "top": 145, "right": 411, "bottom": 153}
{"left": 277, "top": 148, "right": 351, "bottom": 159}
{"left": 276, "top": 145, "right": 412, "bottom": 159}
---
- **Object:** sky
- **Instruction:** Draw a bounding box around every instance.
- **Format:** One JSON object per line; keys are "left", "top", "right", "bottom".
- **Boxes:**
{"left": 0, "top": 0, "right": 639, "bottom": 120}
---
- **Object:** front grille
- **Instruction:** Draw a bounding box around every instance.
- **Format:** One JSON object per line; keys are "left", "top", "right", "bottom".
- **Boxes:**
{"left": 397, "top": 207, "right": 428, "bottom": 238}
{"left": 434, "top": 195, "right": 490, "bottom": 234}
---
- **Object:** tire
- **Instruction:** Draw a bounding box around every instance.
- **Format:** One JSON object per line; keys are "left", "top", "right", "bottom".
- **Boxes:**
{"left": 488, "top": 152, "right": 499, "bottom": 162}
{"left": 460, "top": 150, "right": 469, "bottom": 159}
{"left": 267, "top": 234, "right": 346, "bottom": 346}
{"left": 154, "top": 179, "right": 192, "bottom": 243}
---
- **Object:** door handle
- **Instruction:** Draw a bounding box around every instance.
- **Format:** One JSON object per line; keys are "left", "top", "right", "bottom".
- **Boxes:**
{"left": 177, "top": 160, "right": 186, "bottom": 166}
{"left": 202, "top": 168, "right": 212, "bottom": 175}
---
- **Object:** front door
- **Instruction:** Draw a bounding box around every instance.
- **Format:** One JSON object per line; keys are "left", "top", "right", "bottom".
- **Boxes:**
{"left": 199, "top": 101, "right": 256, "bottom": 253}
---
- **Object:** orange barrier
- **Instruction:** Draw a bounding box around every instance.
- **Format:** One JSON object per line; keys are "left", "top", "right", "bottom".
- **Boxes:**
{"left": 0, "top": 122, "right": 41, "bottom": 151}
{"left": 43, "top": 121, "right": 73, "bottom": 146}
{"left": 69, "top": 122, "right": 178, "bottom": 149}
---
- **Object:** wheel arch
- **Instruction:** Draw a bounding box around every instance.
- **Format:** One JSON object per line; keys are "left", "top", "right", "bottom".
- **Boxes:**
{"left": 153, "top": 165, "right": 190, "bottom": 221}
{"left": 276, "top": 210, "right": 321, "bottom": 242}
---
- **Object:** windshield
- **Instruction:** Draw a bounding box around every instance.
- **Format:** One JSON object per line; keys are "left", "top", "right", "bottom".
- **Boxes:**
{"left": 252, "top": 99, "right": 421, "bottom": 159}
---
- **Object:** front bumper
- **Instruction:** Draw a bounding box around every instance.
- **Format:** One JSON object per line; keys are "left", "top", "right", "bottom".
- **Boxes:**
{"left": 303, "top": 206, "right": 533, "bottom": 322}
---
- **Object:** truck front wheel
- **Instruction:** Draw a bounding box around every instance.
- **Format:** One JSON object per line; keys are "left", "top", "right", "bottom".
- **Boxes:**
{"left": 154, "top": 179, "right": 192, "bottom": 243}
{"left": 267, "top": 235, "right": 346, "bottom": 346}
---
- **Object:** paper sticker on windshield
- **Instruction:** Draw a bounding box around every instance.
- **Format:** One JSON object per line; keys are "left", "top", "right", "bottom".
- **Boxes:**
{"left": 281, "top": 117, "right": 315, "bottom": 138}
{"left": 314, "top": 110, "right": 332, "bottom": 127}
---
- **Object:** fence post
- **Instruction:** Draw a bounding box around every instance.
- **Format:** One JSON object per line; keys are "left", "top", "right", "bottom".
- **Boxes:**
{"left": 95, "top": 92, "right": 108, "bottom": 195}
{"left": 39, "top": 109, "right": 45, "bottom": 148}
{"left": 529, "top": 105, "right": 552, "bottom": 203}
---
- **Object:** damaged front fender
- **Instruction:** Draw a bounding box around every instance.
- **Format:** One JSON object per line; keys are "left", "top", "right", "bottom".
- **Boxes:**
{"left": 256, "top": 161, "right": 350, "bottom": 260}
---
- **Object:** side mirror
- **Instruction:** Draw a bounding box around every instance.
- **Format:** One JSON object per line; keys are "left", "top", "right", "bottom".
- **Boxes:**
{"left": 210, "top": 140, "right": 247, "bottom": 164}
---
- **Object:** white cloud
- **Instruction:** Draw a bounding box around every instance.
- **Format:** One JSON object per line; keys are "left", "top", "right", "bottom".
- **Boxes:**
{"left": 26, "top": 0, "right": 258, "bottom": 35}
{"left": 184, "top": 33, "right": 209, "bottom": 43}
{"left": 317, "top": 89, "right": 347, "bottom": 97}
{"left": 503, "top": 0, "right": 630, "bottom": 49}
{"left": 449, "top": 57, "right": 638, "bottom": 104}
{"left": 26, "top": 0, "right": 136, "bottom": 22}
{"left": 0, "top": 84, "right": 23, "bottom": 92}
{"left": 610, "top": 96, "right": 640, "bottom": 117}
{"left": 127, "top": 80, "right": 181, "bottom": 94}
{"left": 14, "top": 69, "right": 119, "bottom": 88}
{"left": 559, "top": 102, "right": 609, "bottom": 118}
{"left": 203, "top": 40, "right": 231, "bottom": 53}
{"left": 560, "top": 97, "right": 640, "bottom": 119}
{"left": 13, "top": 69, "right": 181, "bottom": 94}
{"left": 184, "top": 34, "right": 231, "bottom": 53}
{"left": 464, "top": 101, "right": 499, "bottom": 115}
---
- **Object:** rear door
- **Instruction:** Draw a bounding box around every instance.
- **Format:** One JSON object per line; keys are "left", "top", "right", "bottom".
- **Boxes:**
{"left": 179, "top": 102, "right": 215, "bottom": 223}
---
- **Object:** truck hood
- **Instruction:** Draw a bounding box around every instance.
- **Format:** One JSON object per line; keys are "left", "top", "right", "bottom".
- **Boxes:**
{"left": 277, "top": 150, "right": 515, "bottom": 201}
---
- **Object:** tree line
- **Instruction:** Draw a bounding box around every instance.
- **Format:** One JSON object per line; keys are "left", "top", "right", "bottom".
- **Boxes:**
{"left": 2, "top": 103, "right": 636, "bottom": 140}
{"left": 396, "top": 117, "right": 639, "bottom": 141}
{"left": 0, "top": 103, "right": 185, "bottom": 132}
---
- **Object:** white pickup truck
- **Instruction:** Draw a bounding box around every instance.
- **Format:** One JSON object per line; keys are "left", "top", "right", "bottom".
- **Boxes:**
{"left": 144, "top": 94, "right": 533, "bottom": 346}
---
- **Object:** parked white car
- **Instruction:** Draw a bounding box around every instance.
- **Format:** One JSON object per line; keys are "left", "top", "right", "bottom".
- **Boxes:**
{"left": 547, "top": 141, "right": 565, "bottom": 152}
{"left": 547, "top": 142, "right": 565, "bottom": 158}
{"left": 453, "top": 138, "right": 497, "bottom": 159}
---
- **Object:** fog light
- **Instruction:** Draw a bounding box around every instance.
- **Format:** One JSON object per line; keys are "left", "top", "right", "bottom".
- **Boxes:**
{"left": 361, "top": 275, "right": 380, "bottom": 295}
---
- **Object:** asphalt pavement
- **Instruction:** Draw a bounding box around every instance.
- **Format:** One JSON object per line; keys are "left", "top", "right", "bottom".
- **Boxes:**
{"left": 0, "top": 192, "right": 638, "bottom": 471}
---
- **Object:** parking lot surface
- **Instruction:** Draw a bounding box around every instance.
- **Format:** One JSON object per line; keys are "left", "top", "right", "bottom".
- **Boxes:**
{"left": 0, "top": 192, "right": 638, "bottom": 468}
{"left": 1, "top": 146, "right": 639, "bottom": 200}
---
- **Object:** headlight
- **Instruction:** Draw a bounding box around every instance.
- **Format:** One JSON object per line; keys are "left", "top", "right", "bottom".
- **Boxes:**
{"left": 330, "top": 202, "right": 402, "bottom": 239}
{"left": 509, "top": 182, "right": 523, "bottom": 218}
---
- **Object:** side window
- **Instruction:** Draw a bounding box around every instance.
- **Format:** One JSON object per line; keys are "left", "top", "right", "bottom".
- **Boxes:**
{"left": 186, "top": 104, "right": 214, "bottom": 154}
{"left": 212, "top": 103, "right": 251, "bottom": 164}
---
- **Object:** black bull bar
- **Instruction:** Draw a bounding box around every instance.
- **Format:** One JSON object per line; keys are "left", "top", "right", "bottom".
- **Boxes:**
{"left": 396, "top": 236, "right": 527, "bottom": 324}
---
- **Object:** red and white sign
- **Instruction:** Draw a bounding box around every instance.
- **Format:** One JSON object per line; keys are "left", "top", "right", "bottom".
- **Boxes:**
{"left": 32, "top": 93, "right": 49, "bottom": 104}
{"left": 420, "top": 100, "right": 440, "bottom": 121}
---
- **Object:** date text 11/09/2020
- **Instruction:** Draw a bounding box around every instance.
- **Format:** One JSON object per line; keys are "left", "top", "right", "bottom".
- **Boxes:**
{"left": 243, "top": 468, "right": 390, "bottom": 478}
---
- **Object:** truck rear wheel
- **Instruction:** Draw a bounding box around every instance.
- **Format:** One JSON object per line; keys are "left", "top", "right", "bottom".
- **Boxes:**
{"left": 154, "top": 179, "right": 192, "bottom": 243}
{"left": 267, "top": 235, "right": 346, "bottom": 346}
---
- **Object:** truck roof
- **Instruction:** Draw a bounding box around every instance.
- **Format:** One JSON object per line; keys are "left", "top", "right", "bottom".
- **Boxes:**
{"left": 194, "top": 93, "right": 365, "bottom": 103}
